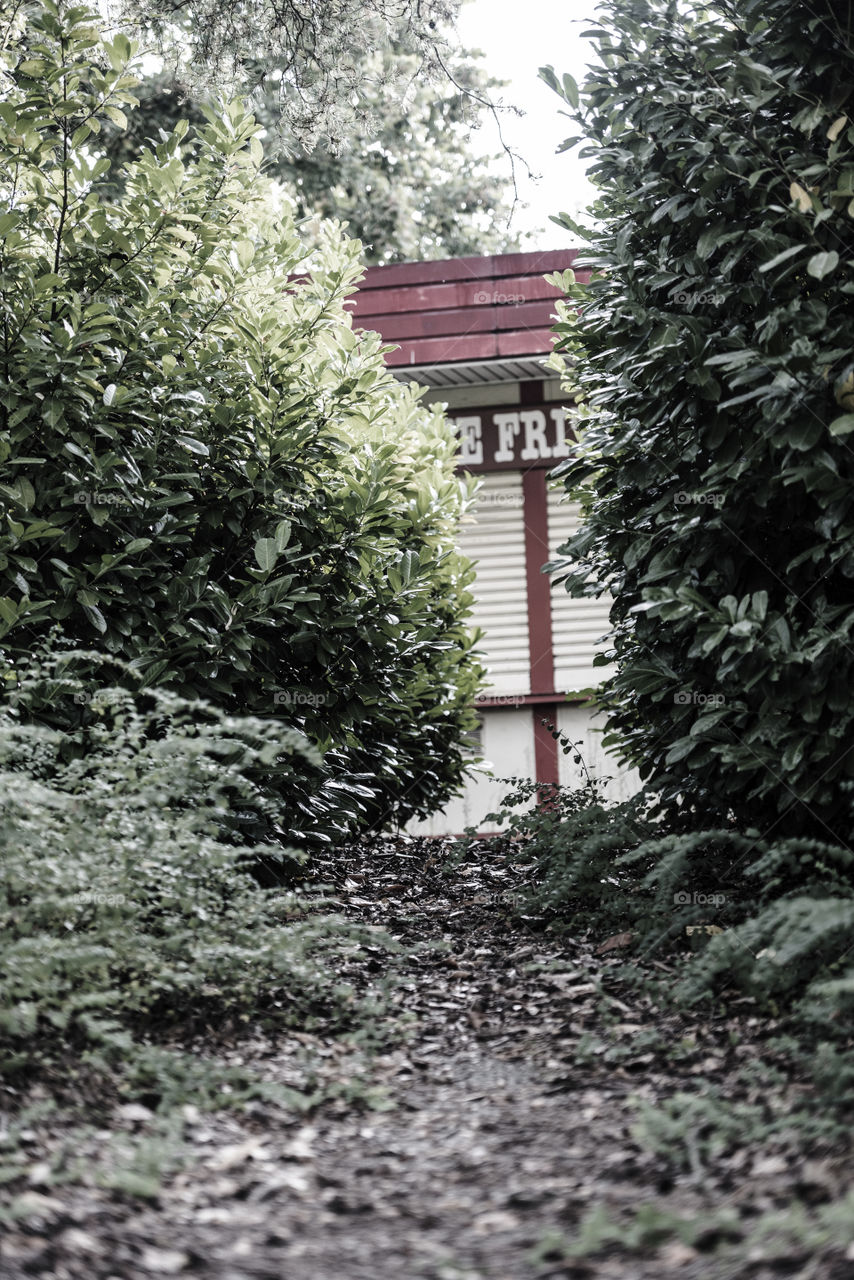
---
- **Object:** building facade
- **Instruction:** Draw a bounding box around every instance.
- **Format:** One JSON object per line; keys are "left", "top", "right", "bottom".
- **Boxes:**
{"left": 349, "top": 250, "right": 638, "bottom": 833}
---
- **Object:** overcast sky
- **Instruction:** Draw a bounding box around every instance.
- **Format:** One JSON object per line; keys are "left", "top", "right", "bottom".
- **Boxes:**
{"left": 456, "top": 0, "right": 601, "bottom": 246}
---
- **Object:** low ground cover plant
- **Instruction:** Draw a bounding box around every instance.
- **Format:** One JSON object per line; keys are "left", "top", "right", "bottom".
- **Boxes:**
{"left": 479, "top": 759, "right": 854, "bottom": 1034}
{"left": 0, "top": 656, "right": 395, "bottom": 1109}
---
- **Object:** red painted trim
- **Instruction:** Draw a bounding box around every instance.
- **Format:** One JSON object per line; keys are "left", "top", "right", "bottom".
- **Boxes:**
{"left": 475, "top": 692, "right": 588, "bottom": 708}
{"left": 519, "top": 380, "right": 545, "bottom": 406}
{"left": 533, "top": 706, "right": 561, "bottom": 790}
{"left": 461, "top": 455, "right": 556, "bottom": 472}
{"left": 523, "top": 469, "right": 555, "bottom": 695}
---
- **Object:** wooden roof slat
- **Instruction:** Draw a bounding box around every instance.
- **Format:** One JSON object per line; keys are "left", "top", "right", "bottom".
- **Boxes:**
{"left": 347, "top": 273, "right": 566, "bottom": 318}
{"left": 362, "top": 299, "right": 558, "bottom": 341}
{"left": 354, "top": 248, "right": 581, "bottom": 291}
{"left": 383, "top": 329, "right": 559, "bottom": 367}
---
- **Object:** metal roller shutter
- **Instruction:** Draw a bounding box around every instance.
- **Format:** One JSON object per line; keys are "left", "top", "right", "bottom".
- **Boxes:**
{"left": 547, "top": 488, "right": 614, "bottom": 694}
{"left": 458, "top": 472, "right": 530, "bottom": 696}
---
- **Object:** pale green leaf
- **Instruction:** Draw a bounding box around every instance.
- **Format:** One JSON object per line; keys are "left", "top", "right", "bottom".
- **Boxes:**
{"left": 177, "top": 436, "right": 209, "bottom": 455}
{"left": 827, "top": 114, "right": 848, "bottom": 142}
{"left": 758, "top": 244, "right": 804, "bottom": 272}
{"left": 789, "top": 181, "right": 813, "bottom": 213}
{"left": 254, "top": 538, "right": 278, "bottom": 572}
{"left": 807, "top": 250, "right": 839, "bottom": 279}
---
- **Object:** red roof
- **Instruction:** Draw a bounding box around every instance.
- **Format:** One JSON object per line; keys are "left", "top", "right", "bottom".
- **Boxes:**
{"left": 348, "top": 249, "right": 585, "bottom": 368}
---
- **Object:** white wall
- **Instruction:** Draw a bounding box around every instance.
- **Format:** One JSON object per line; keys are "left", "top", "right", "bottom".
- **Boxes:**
{"left": 408, "top": 706, "right": 535, "bottom": 836}
{"left": 556, "top": 703, "right": 641, "bottom": 803}
{"left": 407, "top": 700, "right": 640, "bottom": 836}
{"left": 547, "top": 488, "right": 615, "bottom": 693}
{"left": 456, "top": 472, "right": 530, "bottom": 695}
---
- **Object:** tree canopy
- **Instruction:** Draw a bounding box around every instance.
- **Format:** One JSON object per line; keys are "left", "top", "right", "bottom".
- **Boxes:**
{"left": 97, "top": 48, "right": 522, "bottom": 264}
{"left": 108, "top": 0, "right": 462, "bottom": 148}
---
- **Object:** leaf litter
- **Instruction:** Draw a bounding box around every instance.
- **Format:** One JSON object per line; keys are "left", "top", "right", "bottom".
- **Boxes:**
{"left": 1, "top": 835, "right": 852, "bottom": 1279}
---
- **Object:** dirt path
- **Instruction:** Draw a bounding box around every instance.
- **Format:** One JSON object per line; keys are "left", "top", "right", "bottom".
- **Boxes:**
{"left": 2, "top": 838, "right": 851, "bottom": 1279}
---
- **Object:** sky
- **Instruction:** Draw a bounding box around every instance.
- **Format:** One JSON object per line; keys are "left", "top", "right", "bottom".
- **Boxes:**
{"left": 455, "top": 0, "right": 601, "bottom": 247}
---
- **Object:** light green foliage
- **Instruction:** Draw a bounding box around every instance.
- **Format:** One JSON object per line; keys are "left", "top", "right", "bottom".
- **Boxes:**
{"left": 543, "top": 0, "right": 854, "bottom": 844}
{"left": 0, "top": 0, "right": 484, "bottom": 836}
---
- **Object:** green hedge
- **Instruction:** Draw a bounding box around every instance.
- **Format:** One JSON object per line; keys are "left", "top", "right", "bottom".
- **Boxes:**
{"left": 0, "top": 0, "right": 484, "bottom": 837}
{"left": 543, "top": 0, "right": 854, "bottom": 843}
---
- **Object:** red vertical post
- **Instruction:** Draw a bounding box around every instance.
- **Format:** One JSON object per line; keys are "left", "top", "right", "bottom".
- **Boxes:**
{"left": 522, "top": 467, "right": 555, "bottom": 696}
{"left": 533, "top": 707, "right": 560, "bottom": 793}
{"left": 522, "top": 464, "right": 560, "bottom": 795}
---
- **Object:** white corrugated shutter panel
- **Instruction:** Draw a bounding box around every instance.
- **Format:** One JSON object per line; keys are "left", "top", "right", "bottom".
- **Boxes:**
{"left": 547, "top": 488, "right": 613, "bottom": 693}
{"left": 458, "top": 472, "right": 530, "bottom": 695}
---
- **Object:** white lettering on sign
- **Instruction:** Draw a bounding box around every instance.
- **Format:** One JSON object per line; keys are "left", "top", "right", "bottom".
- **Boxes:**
{"left": 550, "top": 407, "right": 571, "bottom": 457}
{"left": 456, "top": 416, "right": 483, "bottom": 465}
{"left": 494, "top": 412, "right": 521, "bottom": 462}
{"left": 520, "top": 410, "right": 551, "bottom": 460}
{"left": 449, "top": 404, "right": 573, "bottom": 468}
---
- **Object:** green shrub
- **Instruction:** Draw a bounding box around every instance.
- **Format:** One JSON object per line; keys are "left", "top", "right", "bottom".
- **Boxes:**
{"left": 482, "top": 754, "right": 854, "bottom": 1028}
{"left": 1, "top": 642, "right": 376, "bottom": 849}
{"left": 0, "top": 683, "right": 391, "bottom": 1104}
{"left": 543, "top": 0, "right": 854, "bottom": 843}
{"left": 470, "top": 768, "right": 656, "bottom": 934}
{"left": 0, "top": 0, "right": 483, "bottom": 834}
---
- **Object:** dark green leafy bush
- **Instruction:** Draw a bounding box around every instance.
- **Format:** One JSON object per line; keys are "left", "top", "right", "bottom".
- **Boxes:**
{"left": 543, "top": 0, "right": 854, "bottom": 843}
{"left": 0, "top": 0, "right": 483, "bottom": 836}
